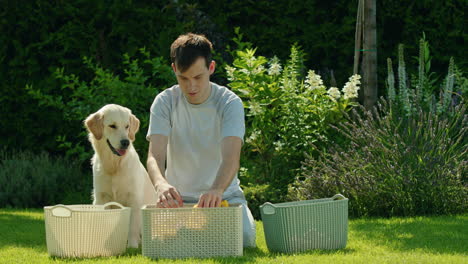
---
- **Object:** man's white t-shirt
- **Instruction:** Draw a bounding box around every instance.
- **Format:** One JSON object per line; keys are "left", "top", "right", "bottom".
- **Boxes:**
{"left": 147, "top": 82, "right": 245, "bottom": 200}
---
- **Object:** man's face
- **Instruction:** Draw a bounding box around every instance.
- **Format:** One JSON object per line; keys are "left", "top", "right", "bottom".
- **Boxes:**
{"left": 172, "top": 57, "right": 215, "bottom": 104}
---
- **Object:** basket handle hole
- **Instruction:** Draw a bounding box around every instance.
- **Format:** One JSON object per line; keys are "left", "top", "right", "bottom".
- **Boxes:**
{"left": 51, "top": 206, "right": 72, "bottom": 217}
{"left": 262, "top": 204, "right": 276, "bottom": 215}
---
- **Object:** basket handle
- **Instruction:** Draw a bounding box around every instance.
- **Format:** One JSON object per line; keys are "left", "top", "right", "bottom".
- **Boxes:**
{"left": 51, "top": 204, "right": 72, "bottom": 218}
{"left": 332, "top": 194, "right": 347, "bottom": 200}
{"left": 103, "top": 202, "right": 125, "bottom": 209}
{"left": 260, "top": 202, "right": 276, "bottom": 215}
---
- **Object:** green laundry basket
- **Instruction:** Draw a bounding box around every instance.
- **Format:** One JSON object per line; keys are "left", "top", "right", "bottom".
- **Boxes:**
{"left": 260, "top": 194, "right": 348, "bottom": 253}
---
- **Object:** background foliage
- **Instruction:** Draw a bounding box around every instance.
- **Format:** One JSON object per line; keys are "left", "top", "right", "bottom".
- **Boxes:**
{"left": 289, "top": 101, "right": 467, "bottom": 217}
{"left": 25, "top": 48, "right": 174, "bottom": 163}
{"left": 1, "top": 0, "right": 184, "bottom": 154}
{"left": 1, "top": 0, "right": 466, "bottom": 154}
{"left": 226, "top": 44, "right": 360, "bottom": 217}
{"left": 289, "top": 41, "right": 467, "bottom": 217}
{"left": 0, "top": 149, "right": 91, "bottom": 208}
{"left": 0, "top": 0, "right": 466, "bottom": 215}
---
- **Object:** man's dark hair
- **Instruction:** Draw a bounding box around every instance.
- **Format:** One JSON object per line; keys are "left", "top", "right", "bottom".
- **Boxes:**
{"left": 170, "top": 33, "right": 213, "bottom": 73}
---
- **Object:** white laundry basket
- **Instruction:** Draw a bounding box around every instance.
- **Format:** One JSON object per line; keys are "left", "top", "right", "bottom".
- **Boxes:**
{"left": 44, "top": 202, "right": 131, "bottom": 258}
{"left": 141, "top": 204, "right": 243, "bottom": 259}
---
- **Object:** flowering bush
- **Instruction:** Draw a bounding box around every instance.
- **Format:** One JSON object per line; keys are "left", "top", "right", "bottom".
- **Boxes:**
{"left": 289, "top": 101, "right": 467, "bottom": 217}
{"left": 226, "top": 46, "right": 360, "bottom": 196}
{"left": 387, "top": 35, "right": 465, "bottom": 117}
{"left": 289, "top": 38, "right": 467, "bottom": 217}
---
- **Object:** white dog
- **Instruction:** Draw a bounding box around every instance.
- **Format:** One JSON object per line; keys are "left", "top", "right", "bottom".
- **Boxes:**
{"left": 85, "top": 104, "right": 157, "bottom": 248}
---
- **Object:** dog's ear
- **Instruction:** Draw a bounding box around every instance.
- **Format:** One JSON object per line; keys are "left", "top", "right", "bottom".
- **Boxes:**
{"left": 129, "top": 114, "right": 140, "bottom": 141}
{"left": 85, "top": 112, "right": 104, "bottom": 140}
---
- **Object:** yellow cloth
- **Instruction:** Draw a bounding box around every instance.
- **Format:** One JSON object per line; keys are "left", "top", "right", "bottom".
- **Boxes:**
{"left": 193, "top": 200, "right": 229, "bottom": 208}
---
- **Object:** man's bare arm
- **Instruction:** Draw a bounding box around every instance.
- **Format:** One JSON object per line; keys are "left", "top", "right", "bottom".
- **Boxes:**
{"left": 147, "top": 134, "right": 183, "bottom": 208}
{"left": 197, "top": 136, "right": 242, "bottom": 207}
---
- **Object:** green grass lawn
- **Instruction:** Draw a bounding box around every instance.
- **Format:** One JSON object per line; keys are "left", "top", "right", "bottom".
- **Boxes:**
{"left": 0, "top": 209, "right": 466, "bottom": 264}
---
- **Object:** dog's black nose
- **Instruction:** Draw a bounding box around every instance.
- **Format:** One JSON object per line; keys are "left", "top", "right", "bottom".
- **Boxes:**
{"left": 120, "top": 139, "right": 130, "bottom": 149}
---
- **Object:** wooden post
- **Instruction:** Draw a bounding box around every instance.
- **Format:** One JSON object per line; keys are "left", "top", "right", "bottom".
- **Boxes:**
{"left": 362, "top": 0, "right": 378, "bottom": 109}
{"left": 353, "top": 0, "right": 363, "bottom": 75}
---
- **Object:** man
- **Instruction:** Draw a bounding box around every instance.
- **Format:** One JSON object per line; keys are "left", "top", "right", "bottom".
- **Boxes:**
{"left": 146, "top": 33, "right": 256, "bottom": 247}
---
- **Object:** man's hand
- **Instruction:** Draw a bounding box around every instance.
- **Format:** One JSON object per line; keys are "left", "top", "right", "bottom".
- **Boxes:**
{"left": 156, "top": 182, "right": 183, "bottom": 208}
{"left": 197, "top": 189, "right": 223, "bottom": 208}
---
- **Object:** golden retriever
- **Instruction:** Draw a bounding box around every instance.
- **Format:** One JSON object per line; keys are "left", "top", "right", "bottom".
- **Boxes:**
{"left": 85, "top": 104, "right": 157, "bottom": 248}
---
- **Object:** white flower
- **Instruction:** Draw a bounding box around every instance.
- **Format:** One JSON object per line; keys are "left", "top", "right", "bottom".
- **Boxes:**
{"left": 225, "top": 65, "right": 236, "bottom": 81}
{"left": 305, "top": 70, "right": 326, "bottom": 90}
{"left": 253, "top": 65, "right": 265, "bottom": 75}
{"left": 282, "top": 78, "right": 294, "bottom": 91}
{"left": 238, "top": 167, "right": 248, "bottom": 177}
{"left": 327, "top": 87, "right": 341, "bottom": 99}
{"left": 240, "top": 69, "right": 250, "bottom": 76}
{"left": 273, "top": 140, "right": 285, "bottom": 152}
{"left": 342, "top": 74, "right": 361, "bottom": 99}
{"left": 249, "top": 101, "right": 263, "bottom": 116}
{"left": 351, "top": 74, "right": 361, "bottom": 83}
{"left": 268, "top": 63, "right": 282, "bottom": 76}
{"left": 246, "top": 130, "right": 261, "bottom": 144}
{"left": 246, "top": 56, "right": 257, "bottom": 68}
{"left": 268, "top": 56, "right": 282, "bottom": 76}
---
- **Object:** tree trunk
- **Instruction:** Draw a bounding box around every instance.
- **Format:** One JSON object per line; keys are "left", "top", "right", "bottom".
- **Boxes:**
{"left": 362, "top": 0, "right": 378, "bottom": 109}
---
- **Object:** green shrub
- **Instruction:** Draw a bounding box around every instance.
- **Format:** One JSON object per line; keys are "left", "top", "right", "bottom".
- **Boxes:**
{"left": 386, "top": 35, "right": 464, "bottom": 117}
{"left": 289, "top": 101, "right": 467, "bottom": 217}
{"left": 26, "top": 48, "right": 175, "bottom": 164}
{"left": 227, "top": 46, "right": 360, "bottom": 195}
{"left": 1, "top": 1, "right": 189, "bottom": 154}
{"left": 0, "top": 149, "right": 92, "bottom": 208}
{"left": 3, "top": 1, "right": 466, "bottom": 155}
{"left": 242, "top": 183, "right": 282, "bottom": 220}
{"left": 289, "top": 40, "right": 467, "bottom": 217}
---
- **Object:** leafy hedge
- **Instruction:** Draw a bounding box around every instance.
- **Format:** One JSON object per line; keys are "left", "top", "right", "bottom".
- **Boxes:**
{"left": 1, "top": 1, "right": 186, "bottom": 154}
{"left": 25, "top": 48, "right": 174, "bottom": 163}
{"left": 1, "top": 0, "right": 466, "bottom": 155}
{"left": 201, "top": 0, "right": 467, "bottom": 89}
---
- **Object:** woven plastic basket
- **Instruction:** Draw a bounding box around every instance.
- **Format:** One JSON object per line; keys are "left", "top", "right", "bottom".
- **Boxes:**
{"left": 260, "top": 194, "right": 348, "bottom": 253}
{"left": 44, "top": 202, "right": 131, "bottom": 258}
{"left": 142, "top": 204, "right": 243, "bottom": 259}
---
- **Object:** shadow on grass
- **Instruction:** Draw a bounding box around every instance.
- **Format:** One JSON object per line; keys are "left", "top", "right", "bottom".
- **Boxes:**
{"left": 126, "top": 245, "right": 356, "bottom": 263}
{"left": 208, "top": 247, "right": 270, "bottom": 263}
{"left": 351, "top": 214, "right": 468, "bottom": 254}
{"left": 196, "top": 247, "right": 356, "bottom": 263}
{"left": 0, "top": 209, "right": 46, "bottom": 252}
{"left": 49, "top": 246, "right": 271, "bottom": 263}
{"left": 48, "top": 248, "right": 141, "bottom": 262}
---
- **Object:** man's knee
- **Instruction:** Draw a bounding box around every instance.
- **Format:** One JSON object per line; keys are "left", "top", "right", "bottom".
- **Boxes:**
{"left": 226, "top": 194, "right": 257, "bottom": 247}
{"left": 243, "top": 219, "right": 256, "bottom": 248}
{"left": 240, "top": 201, "right": 257, "bottom": 247}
